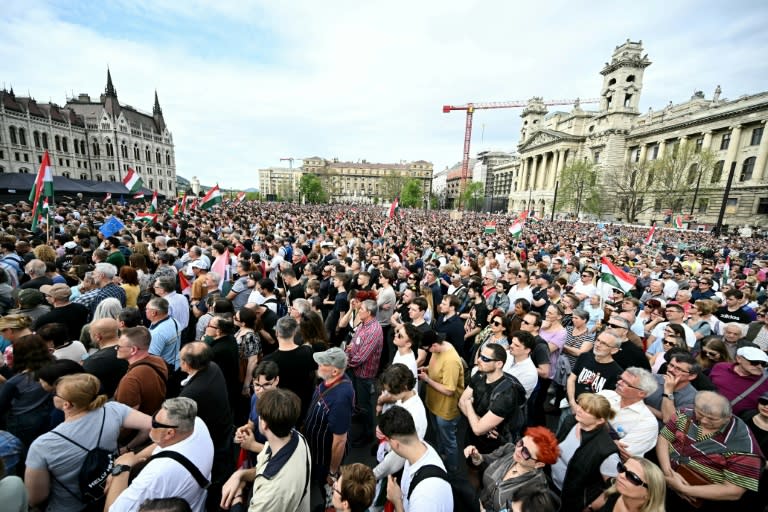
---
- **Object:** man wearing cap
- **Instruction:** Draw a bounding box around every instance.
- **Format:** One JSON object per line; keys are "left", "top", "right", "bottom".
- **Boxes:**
{"left": 10, "top": 289, "right": 50, "bottom": 323}
{"left": 33, "top": 283, "right": 88, "bottom": 340}
{"left": 189, "top": 259, "right": 210, "bottom": 305}
{"left": 710, "top": 346, "right": 768, "bottom": 415}
{"left": 304, "top": 346, "right": 355, "bottom": 511}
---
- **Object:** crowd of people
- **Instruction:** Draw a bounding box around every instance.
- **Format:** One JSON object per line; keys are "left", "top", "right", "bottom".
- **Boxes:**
{"left": 0, "top": 196, "right": 766, "bottom": 512}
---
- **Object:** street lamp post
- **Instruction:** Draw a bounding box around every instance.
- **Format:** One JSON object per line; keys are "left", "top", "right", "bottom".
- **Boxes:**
{"left": 714, "top": 162, "right": 736, "bottom": 236}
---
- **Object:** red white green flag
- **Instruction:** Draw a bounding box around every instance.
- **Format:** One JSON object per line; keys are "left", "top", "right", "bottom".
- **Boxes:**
{"left": 133, "top": 192, "right": 145, "bottom": 200}
{"left": 201, "top": 185, "right": 222, "bottom": 210}
{"left": 122, "top": 167, "right": 143, "bottom": 194}
{"left": 235, "top": 191, "right": 246, "bottom": 204}
{"left": 388, "top": 197, "right": 399, "bottom": 220}
{"left": 149, "top": 191, "right": 158, "bottom": 213}
{"left": 484, "top": 221, "right": 497, "bottom": 234}
{"left": 30, "top": 151, "right": 54, "bottom": 230}
{"left": 178, "top": 271, "right": 191, "bottom": 296}
{"left": 644, "top": 223, "right": 656, "bottom": 245}
{"left": 134, "top": 212, "right": 157, "bottom": 224}
{"left": 674, "top": 215, "right": 684, "bottom": 229}
{"left": 509, "top": 221, "right": 523, "bottom": 238}
{"left": 600, "top": 257, "right": 637, "bottom": 294}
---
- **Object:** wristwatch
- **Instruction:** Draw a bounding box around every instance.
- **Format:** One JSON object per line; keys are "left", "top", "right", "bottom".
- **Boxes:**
{"left": 111, "top": 464, "right": 132, "bottom": 476}
{"left": 662, "top": 392, "right": 674, "bottom": 400}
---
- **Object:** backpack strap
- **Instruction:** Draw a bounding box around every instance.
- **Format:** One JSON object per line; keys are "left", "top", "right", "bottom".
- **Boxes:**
{"left": 132, "top": 361, "right": 168, "bottom": 383}
{"left": 406, "top": 464, "right": 449, "bottom": 500}
{"left": 147, "top": 451, "right": 210, "bottom": 489}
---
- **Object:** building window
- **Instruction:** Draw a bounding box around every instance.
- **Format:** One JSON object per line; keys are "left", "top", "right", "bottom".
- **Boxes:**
{"left": 18, "top": 128, "right": 26, "bottom": 146}
{"left": 62, "top": 137, "right": 68, "bottom": 152}
{"left": 42, "top": 133, "right": 48, "bottom": 149}
{"left": 711, "top": 160, "right": 724, "bottom": 183}
{"left": 80, "top": 173, "right": 88, "bottom": 180}
{"left": 55, "top": 135, "right": 61, "bottom": 151}
{"left": 698, "top": 198, "right": 709, "bottom": 213}
{"left": 19, "top": 168, "right": 29, "bottom": 174}
{"left": 77, "top": 161, "right": 81, "bottom": 168}
{"left": 654, "top": 199, "right": 662, "bottom": 212}
{"left": 633, "top": 148, "right": 640, "bottom": 162}
{"left": 758, "top": 198, "right": 768, "bottom": 214}
{"left": 159, "top": 180, "right": 164, "bottom": 190}
{"left": 147, "top": 167, "right": 152, "bottom": 175}
{"left": 106, "top": 140, "right": 114, "bottom": 157}
{"left": 109, "top": 175, "right": 116, "bottom": 182}
{"left": 33, "top": 131, "right": 41, "bottom": 148}
{"left": 74, "top": 138, "right": 79, "bottom": 154}
{"left": 166, "top": 152, "right": 171, "bottom": 165}
{"left": 63, "top": 171, "right": 71, "bottom": 178}
{"left": 751, "top": 126, "right": 764, "bottom": 146}
{"left": 66, "top": 159, "right": 70, "bottom": 167}
{"left": 695, "top": 137, "right": 703, "bottom": 153}
{"left": 650, "top": 145, "right": 659, "bottom": 160}
{"left": 623, "top": 94, "right": 632, "bottom": 108}
{"left": 720, "top": 132, "right": 730, "bottom": 150}
{"left": 96, "top": 175, "right": 102, "bottom": 182}
{"left": 9, "top": 127, "right": 17, "bottom": 145}
{"left": 0, "top": 167, "right": 4, "bottom": 173}
{"left": 167, "top": 170, "right": 172, "bottom": 177}
{"left": 14, "top": 153, "right": 20, "bottom": 161}
{"left": 740, "top": 156, "right": 756, "bottom": 181}
{"left": 80, "top": 140, "right": 86, "bottom": 155}
{"left": 156, "top": 150, "right": 161, "bottom": 164}
{"left": 149, "top": 179, "right": 154, "bottom": 189}
{"left": 593, "top": 151, "right": 600, "bottom": 163}
{"left": 146, "top": 147, "right": 151, "bottom": 161}
{"left": 121, "top": 143, "right": 128, "bottom": 158}
{"left": 92, "top": 140, "right": 100, "bottom": 156}
{"left": 38, "top": 155, "right": 42, "bottom": 163}
{"left": 23, "top": 154, "right": 29, "bottom": 162}
{"left": 134, "top": 145, "right": 140, "bottom": 160}
{"left": 687, "top": 163, "right": 699, "bottom": 185}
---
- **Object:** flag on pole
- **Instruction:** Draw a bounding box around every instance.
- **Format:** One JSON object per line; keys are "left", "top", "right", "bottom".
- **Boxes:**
{"left": 388, "top": 197, "right": 399, "bottom": 220}
{"left": 122, "top": 167, "right": 143, "bottom": 193}
{"left": 190, "top": 197, "right": 199, "bottom": 210}
{"left": 644, "top": 223, "right": 657, "bottom": 245}
{"left": 722, "top": 256, "right": 730, "bottom": 284}
{"left": 133, "top": 192, "right": 145, "bottom": 200}
{"left": 149, "top": 191, "right": 158, "bottom": 213}
{"left": 483, "top": 221, "right": 497, "bottom": 234}
{"left": 179, "top": 192, "right": 187, "bottom": 215}
{"left": 509, "top": 221, "right": 523, "bottom": 238}
{"left": 211, "top": 248, "right": 230, "bottom": 290}
{"left": 178, "top": 271, "right": 191, "bottom": 296}
{"left": 134, "top": 212, "right": 157, "bottom": 224}
{"left": 104, "top": 192, "right": 112, "bottom": 202}
{"left": 600, "top": 257, "right": 637, "bottom": 294}
{"left": 30, "top": 151, "right": 54, "bottom": 230}
{"left": 674, "top": 215, "right": 684, "bottom": 229}
{"left": 201, "top": 185, "right": 222, "bottom": 210}
{"left": 235, "top": 191, "right": 246, "bottom": 204}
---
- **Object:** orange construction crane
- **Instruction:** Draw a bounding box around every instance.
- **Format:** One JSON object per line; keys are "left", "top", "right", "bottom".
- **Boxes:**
{"left": 442, "top": 98, "right": 600, "bottom": 199}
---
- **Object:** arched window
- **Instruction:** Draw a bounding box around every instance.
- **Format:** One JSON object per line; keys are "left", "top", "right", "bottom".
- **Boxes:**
{"left": 165, "top": 151, "right": 171, "bottom": 165}
{"left": 711, "top": 160, "right": 724, "bottom": 183}
{"left": 73, "top": 138, "right": 79, "bottom": 154}
{"left": 18, "top": 128, "right": 26, "bottom": 146}
{"left": 687, "top": 163, "right": 699, "bottom": 185}
{"left": 121, "top": 142, "right": 128, "bottom": 158}
{"left": 62, "top": 137, "right": 68, "bottom": 152}
{"left": 55, "top": 135, "right": 61, "bottom": 151}
{"left": 80, "top": 173, "right": 88, "bottom": 180}
{"left": 608, "top": 78, "right": 616, "bottom": 86}
{"left": 109, "top": 175, "right": 116, "bottom": 182}
{"left": 105, "top": 139, "right": 113, "bottom": 157}
{"left": 167, "top": 170, "right": 171, "bottom": 177}
{"left": 80, "top": 140, "right": 86, "bottom": 155}
{"left": 149, "top": 179, "right": 154, "bottom": 189}
{"left": 626, "top": 75, "right": 635, "bottom": 82}
{"left": 134, "top": 144, "right": 140, "bottom": 160}
{"left": 42, "top": 133, "right": 48, "bottom": 149}
{"left": 96, "top": 174, "right": 102, "bottom": 182}
{"left": 9, "top": 127, "right": 18, "bottom": 145}
{"left": 158, "top": 179, "right": 164, "bottom": 190}
{"left": 147, "top": 167, "right": 153, "bottom": 175}
{"left": 33, "top": 131, "right": 41, "bottom": 148}
{"left": 19, "top": 168, "right": 29, "bottom": 174}
{"left": 63, "top": 171, "right": 71, "bottom": 178}
{"left": 92, "top": 139, "right": 101, "bottom": 156}
{"left": 146, "top": 147, "right": 151, "bottom": 161}
{"left": 740, "top": 157, "right": 756, "bottom": 182}
{"left": 156, "top": 149, "right": 161, "bottom": 164}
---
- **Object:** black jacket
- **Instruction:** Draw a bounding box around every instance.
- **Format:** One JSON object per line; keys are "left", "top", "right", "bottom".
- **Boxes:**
{"left": 557, "top": 424, "right": 618, "bottom": 511}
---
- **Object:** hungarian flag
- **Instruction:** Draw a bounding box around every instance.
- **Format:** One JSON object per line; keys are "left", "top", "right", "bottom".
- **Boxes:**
{"left": 168, "top": 201, "right": 180, "bottom": 216}
{"left": 600, "top": 257, "right": 637, "bottom": 294}
{"left": 211, "top": 248, "right": 231, "bottom": 290}
{"left": 122, "top": 167, "right": 143, "bottom": 194}
{"left": 388, "top": 197, "right": 399, "bottom": 220}
{"left": 644, "top": 223, "right": 656, "bottom": 245}
{"left": 722, "top": 256, "right": 730, "bottom": 284}
{"left": 149, "top": 191, "right": 158, "bottom": 213}
{"left": 509, "top": 221, "right": 523, "bottom": 238}
{"left": 178, "top": 271, "right": 191, "bottom": 296}
{"left": 134, "top": 212, "right": 157, "bottom": 224}
{"left": 518, "top": 210, "right": 529, "bottom": 222}
{"left": 30, "top": 151, "right": 54, "bottom": 230}
{"left": 201, "top": 185, "right": 222, "bottom": 210}
{"left": 104, "top": 192, "right": 112, "bottom": 202}
{"left": 674, "top": 215, "right": 684, "bottom": 229}
{"left": 484, "top": 221, "right": 497, "bottom": 234}
{"left": 179, "top": 192, "right": 188, "bottom": 214}
{"left": 190, "top": 197, "right": 199, "bottom": 210}
{"left": 235, "top": 191, "right": 246, "bottom": 204}
{"left": 133, "top": 192, "right": 145, "bottom": 200}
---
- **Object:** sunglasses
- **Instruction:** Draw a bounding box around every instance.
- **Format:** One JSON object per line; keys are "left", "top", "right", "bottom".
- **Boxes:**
{"left": 703, "top": 350, "right": 720, "bottom": 358}
{"left": 515, "top": 439, "right": 538, "bottom": 461}
{"left": 151, "top": 412, "right": 179, "bottom": 429}
{"left": 616, "top": 461, "right": 648, "bottom": 488}
{"left": 662, "top": 339, "right": 677, "bottom": 346}
{"left": 747, "top": 359, "right": 768, "bottom": 368}
{"left": 492, "top": 320, "right": 503, "bottom": 326}
{"left": 478, "top": 354, "right": 498, "bottom": 363}
{"left": 759, "top": 398, "right": 768, "bottom": 406}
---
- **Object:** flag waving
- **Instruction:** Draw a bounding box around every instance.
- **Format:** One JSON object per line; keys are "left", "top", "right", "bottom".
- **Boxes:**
{"left": 644, "top": 223, "right": 657, "bottom": 245}
{"left": 122, "top": 167, "right": 143, "bottom": 194}
{"left": 674, "top": 215, "right": 684, "bottom": 229}
{"left": 149, "top": 191, "right": 158, "bottom": 213}
{"left": 388, "top": 197, "right": 399, "bottom": 220}
{"left": 235, "top": 191, "right": 246, "bottom": 204}
{"left": 201, "top": 185, "right": 222, "bottom": 210}
{"left": 600, "top": 257, "right": 637, "bottom": 294}
{"left": 180, "top": 192, "right": 188, "bottom": 215}
{"left": 30, "top": 151, "right": 54, "bottom": 230}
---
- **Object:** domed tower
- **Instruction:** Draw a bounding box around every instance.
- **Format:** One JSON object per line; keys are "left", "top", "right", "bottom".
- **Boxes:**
{"left": 520, "top": 97, "right": 548, "bottom": 142}
{"left": 599, "top": 39, "right": 651, "bottom": 115}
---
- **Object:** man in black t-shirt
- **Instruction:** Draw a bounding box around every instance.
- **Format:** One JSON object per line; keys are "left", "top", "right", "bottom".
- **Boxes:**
{"left": 606, "top": 314, "right": 652, "bottom": 371}
{"left": 82, "top": 318, "right": 128, "bottom": 397}
{"left": 567, "top": 330, "right": 624, "bottom": 406}
{"left": 35, "top": 283, "right": 89, "bottom": 340}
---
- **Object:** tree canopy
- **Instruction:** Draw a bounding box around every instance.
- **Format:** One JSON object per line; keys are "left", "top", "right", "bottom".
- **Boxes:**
{"left": 298, "top": 173, "right": 328, "bottom": 204}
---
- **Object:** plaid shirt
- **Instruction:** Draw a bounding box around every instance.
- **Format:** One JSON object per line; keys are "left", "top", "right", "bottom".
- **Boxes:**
{"left": 74, "top": 283, "right": 126, "bottom": 319}
{"left": 346, "top": 317, "right": 383, "bottom": 379}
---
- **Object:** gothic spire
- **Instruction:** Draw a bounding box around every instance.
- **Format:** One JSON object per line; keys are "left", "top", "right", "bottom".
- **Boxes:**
{"left": 153, "top": 90, "right": 162, "bottom": 115}
{"left": 105, "top": 68, "right": 117, "bottom": 97}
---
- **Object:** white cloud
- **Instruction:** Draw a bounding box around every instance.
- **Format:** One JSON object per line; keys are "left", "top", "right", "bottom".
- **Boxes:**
{"left": 2, "top": 0, "right": 767, "bottom": 189}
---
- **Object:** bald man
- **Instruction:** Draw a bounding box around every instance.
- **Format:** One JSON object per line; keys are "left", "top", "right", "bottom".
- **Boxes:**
{"left": 82, "top": 318, "right": 129, "bottom": 397}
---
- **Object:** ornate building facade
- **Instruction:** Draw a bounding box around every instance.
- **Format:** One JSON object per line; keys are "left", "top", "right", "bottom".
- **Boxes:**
{"left": 505, "top": 39, "right": 768, "bottom": 228}
{"left": 301, "top": 157, "right": 433, "bottom": 203}
{"left": 0, "top": 71, "right": 176, "bottom": 196}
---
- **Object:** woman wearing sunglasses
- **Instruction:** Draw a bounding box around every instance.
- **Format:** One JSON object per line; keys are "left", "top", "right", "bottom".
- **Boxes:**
{"left": 598, "top": 457, "right": 666, "bottom": 512}
{"left": 650, "top": 324, "right": 687, "bottom": 374}
{"left": 551, "top": 393, "right": 620, "bottom": 512}
{"left": 470, "top": 312, "right": 510, "bottom": 372}
{"left": 464, "top": 426, "right": 559, "bottom": 512}
{"left": 695, "top": 335, "right": 732, "bottom": 376}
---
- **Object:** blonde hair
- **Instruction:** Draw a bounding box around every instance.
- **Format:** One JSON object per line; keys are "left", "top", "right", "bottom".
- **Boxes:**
{"left": 577, "top": 393, "right": 616, "bottom": 421}
{"left": 0, "top": 314, "right": 31, "bottom": 331}
{"left": 56, "top": 374, "right": 108, "bottom": 411}
{"left": 33, "top": 244, "right": 57, "bottom": 263}
{"left": 604, "top": 457, "right": 666, "bottom": 512}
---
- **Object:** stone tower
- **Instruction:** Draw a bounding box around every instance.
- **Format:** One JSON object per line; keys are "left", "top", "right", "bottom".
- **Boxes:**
{"left": 519, "top": 97, "right": 548, "bottom": 142}
{"left": 599, "top": 39, "right": 651, "bottom": 117}
{"left": 103, "top": 68, "right": 121, "bottom": 118}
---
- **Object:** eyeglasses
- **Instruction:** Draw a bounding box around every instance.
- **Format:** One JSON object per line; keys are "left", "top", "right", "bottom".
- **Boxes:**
{"left": 515, "top": 439, "right": 538, "bottom": 461}
{"left": 747, "top": 359, "right": 768, "bottom": 368}
{"left": 207, "top": 324, "right": 219, "bottom": 329}
{"left": 607, "top": 323, "right": 625, "bottom": 329}
{"left": 667, "top": 362, "right": 693, "bottom": 374}
{"left": 616, "top": 461, "right": 648, "bottom": 488}
{"left": 594, "top": 338, "right": 616, "bottom": 348}
{"left": 478, "top": 354, "right": 499, "bottom": 363}
{"left": 758, "top": 398, "right": 768, "bottom": 406}
{"left": 662, "top": 339, "right": 677, "bottom": 346}
{"left": 521, "top": 319, "right": 532, "bottom": 325}
{"left": 114, "top": 344, "right": 132, "bottom": 351}
{"left": 251, "top": 380, "right": 276, "bottom": 390}
{"left": 492, "top": 320, "right": 503, "bottom": 326}
{"left": 618, "top": 376, "right": 644, "bottom": 391}
{"left": 151, "top": 412, "right": 179, "bottom": 429}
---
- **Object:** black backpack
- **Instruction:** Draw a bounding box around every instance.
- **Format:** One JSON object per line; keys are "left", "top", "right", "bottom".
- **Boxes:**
{"left": 406, "top": 464, "right": 449, "bottom": 500}
{"left": 490, "top": 374, "right": 528, "bottom": 445}
{"left": 50, "top": 409, "right": 114, "bottom": 511}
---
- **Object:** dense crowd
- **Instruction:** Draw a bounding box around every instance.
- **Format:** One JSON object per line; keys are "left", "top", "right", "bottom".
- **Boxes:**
{"left": 0, "top": 197, "right": 766, "bottom": 512}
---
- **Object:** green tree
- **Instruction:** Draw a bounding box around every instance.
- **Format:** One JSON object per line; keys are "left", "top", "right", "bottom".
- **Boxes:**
{"left": 459, "top": 181, "right": 485, "bottom": 211}
{"left": 555, "top": 160, "right": 601, "bottom": 216}
{"left": 298, "top": 173, "right": 328, "bottom": 204}
{"left": 399, "top": 178, "right": 423, "bottom": 207}
{"left": 380, "top": 170, "right": 406, "bottom": 201}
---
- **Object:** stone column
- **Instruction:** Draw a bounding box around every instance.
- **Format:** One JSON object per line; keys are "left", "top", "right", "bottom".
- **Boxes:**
{"left": 679, "top": 135, "right": 689, "bottom": 152}
{"left": 551, "top": 150, "right": 563, "bottom": 188}
{"left": 754, "top": 121, "right": 768, "bottom": 181}
{"left": 723, "top": 125, "right": 743, "bottom": 180}
{"left": 657, "top": 140, "right": 667, "bottom": 160}
{"left": 702, "top": 131, "right": 713, "bottom": 151}
{"left": 638, "top": 143, "right": 648, "bottom": 163}
{"left": 530, "top": 155, "right": 539, "bottom": 190}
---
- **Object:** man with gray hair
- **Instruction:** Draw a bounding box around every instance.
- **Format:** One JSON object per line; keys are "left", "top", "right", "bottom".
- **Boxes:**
{"left": 345, "top": 299, "right": 383, "bottom": 446}
{"left": 606, "top": 315, "right": 652, "bottom": 371}
{"left": 74, "top": 262, "right": 126, "bottom": 319}
{"left": 264, "top": 316, "right": 317, "bottom": 423}
{"left": 598, "top": 367, "right": 659, "bottom": 458}
{"left": 20, "top": 258, "right": 52, "bottom": 290}
{"left": 153, "top": 276, "right": 189, "bottom": 331}
{"left": 147, "top": 297, "right": 181, "bottom": 371}
{"left": 106, "top": 397, "right": 214, "bottom": 512}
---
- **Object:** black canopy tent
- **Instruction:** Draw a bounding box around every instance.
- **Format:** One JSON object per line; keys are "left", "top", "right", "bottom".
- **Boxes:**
{"left": 0, "top": 174, "right": 164, "bottom": 204}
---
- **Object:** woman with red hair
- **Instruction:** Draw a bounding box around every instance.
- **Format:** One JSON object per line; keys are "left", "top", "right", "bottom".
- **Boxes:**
{"left": 464, "top": 426, "right": 560, "bottom": 512}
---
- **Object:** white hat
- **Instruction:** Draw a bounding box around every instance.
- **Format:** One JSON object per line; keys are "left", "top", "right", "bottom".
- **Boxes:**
{"left": 737, "top": 346, "right": 768, "bottom": 364}
{"left": 191, "top": 260, "right": 209, "bottom": 270}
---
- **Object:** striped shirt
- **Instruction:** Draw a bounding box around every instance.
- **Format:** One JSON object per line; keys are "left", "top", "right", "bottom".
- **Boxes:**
{"left": 345, "top": 317, "right": 383, "bottom": 379}
{"left": 661, "top": 408, "right": 764, "bottom": 492}
{"left": 304, "top": 376, "right": 354, "bottom": 477}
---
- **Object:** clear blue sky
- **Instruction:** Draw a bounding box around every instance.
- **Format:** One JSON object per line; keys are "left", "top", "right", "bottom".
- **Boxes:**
{"left": 3, "top": 0, "right": 767, "bottom": 190}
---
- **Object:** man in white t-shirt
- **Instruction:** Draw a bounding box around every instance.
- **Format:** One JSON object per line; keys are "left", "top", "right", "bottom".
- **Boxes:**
{"left": 106, "top": 397, "right": 215, "bottom": 512}
{"left": 381, "top": 406, "right": 453, "bottom": 512}
{"left": 572, "top": 269, "right": 598, "bottom": 307}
